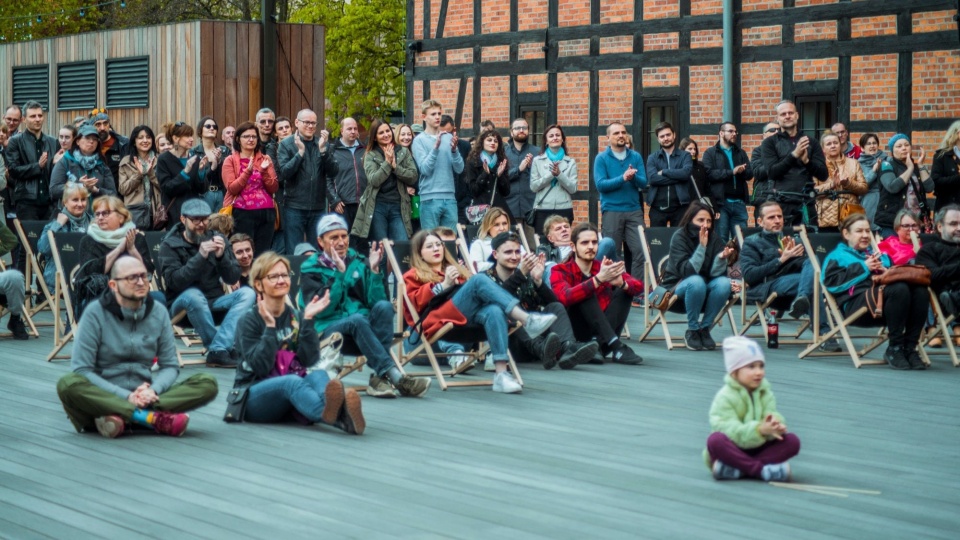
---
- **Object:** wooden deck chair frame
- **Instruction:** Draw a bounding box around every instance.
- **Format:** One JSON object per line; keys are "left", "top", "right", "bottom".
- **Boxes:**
{"left": 13, "top": 219, "right": 56, "bottom": 323}
{"left": 383, "top": 239, "right": 523, "bottom": 390}
{"left": 515, "top": 223, "right": 532, "bottom": 252}
{"left": 635, "top": 226, "right": 740, "bottom": 349}
{"left": 911, "top": 232, "right": 958, "bottom": 367}
{"left": 45, "top": 231, "right": 85, "bottom": 361}
{"left": 456, "top": 224, "right": 480, "bottom": 273}
{"left": 732, "top": 225, "right": 812, "bottom": 345}
{"left": 797, "top": 225, "right": 888, "bottom": 367}
{"left": 0, "top": 258, "right": 40, "bottom": 339}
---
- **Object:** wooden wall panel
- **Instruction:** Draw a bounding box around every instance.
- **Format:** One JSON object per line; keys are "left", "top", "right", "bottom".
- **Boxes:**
{"left": 274, "top": 23, "right": 325, "bottom": 118}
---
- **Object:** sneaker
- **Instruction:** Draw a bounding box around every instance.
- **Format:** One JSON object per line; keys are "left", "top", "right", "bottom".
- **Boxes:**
{"left": 906, "top": 350, "right": 926, "bottom": 371}
{"left": 611, "top": 344, "right": 644, "bottom": 365}
{"left": 321, "top": 379, "right": 346, "bottom": 425}
{"left": 484, "top": 356, "right": 496, "bottom": 371}
{"left": 366, "top": 374, "right": 397, "bottom": 398}
{"left": 684, "top": 329, "right": 703, "bottom": 351}
{"left": 94, "top": 415, "right": 126, "bottom": 439}
{"left": 206, "top": 349, "right": 237, "bottom": 368}
{"left": 523, "top": 312, "right": 557, "bottom": 339}
{"left": 818, "top": 337, "right": 842, "bottom": 353}
{"left": 711, "top": 460, "right": 742, "bottom": 480}
{"left": 492, "top": 371, "right": 522, "bottom": 394}
{"left": 558, "top": 341, "right": 599, "bottom": 370}
{"left": 631, "top": 294, "right": 644, "bottom": 308}
{"left": 760, "top": 462, "right": 792, "bottom": 482}
{"left": 395, "top": 375, "right": 431, "bottom": 398}
{"left": 153, "top": 412, "right": 189, "bottom": 437}
{"left": 699, "top": 328, "right": 717, "bottom": 350}
{"left": 536, "top": 332, "right": 563, "bottom": 370}
{"left": 788, "top": 295, "right": 810, "bottom": 320}
{"left": 883, "top": 346, "right": 911, "bottom": 370}
{"left": 7, "top": 315, "right": 28, "bottom": 340}
{"left": 448, "top": 354, "right": 473, "bottom": 373}
{"left": 335, "top": 389, "right": 365, "bottom": 435}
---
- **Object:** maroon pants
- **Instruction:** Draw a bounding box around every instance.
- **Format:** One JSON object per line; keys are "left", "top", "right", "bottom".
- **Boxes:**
{"left": 706, "top": 431, "right": 801, "bottom": 478}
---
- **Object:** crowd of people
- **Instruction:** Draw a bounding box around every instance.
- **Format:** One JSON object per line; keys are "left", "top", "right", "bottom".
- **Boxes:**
{"left": 2, "top": 97, "right": 960, "bottom": 483}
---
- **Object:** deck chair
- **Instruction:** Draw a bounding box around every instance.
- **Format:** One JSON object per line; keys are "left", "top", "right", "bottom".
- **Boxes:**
{"left": 13, "top": 219, "right": 56, "bottom": 322}
{"left": 515, "top": 223, "right": 533, "bottom": 252}
{"left": 636, "top": 226, "right": 739, "bottom": 349}
{"left": 733, "top": 225, "right": 812, "bottom": 345}
{"left": 142, "top": 231, "right": 167, "bottom": 279}
{"left": 0, "top": 258, "right": 40, "bottom": 339}
{"left": 913, "top": 232, "right": 959, "bottom": 367}
{"left": 384, "top": 239, "right": 522, "bottom": 390}
{"left": 45, "top": 232, "right": 86, "bottom": 361}
{"left": 456, "top": 224, "right": 482, "bottom": 273}
{"left": 797, "top": 226, "right": 888, "bottom": 367}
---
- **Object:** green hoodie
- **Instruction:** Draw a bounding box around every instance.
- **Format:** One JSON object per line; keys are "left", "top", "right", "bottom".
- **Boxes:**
{"left": 703, "top": 375, "right": 785, "bottom": 468}
{"left": 297, "top": 248, "right": 387, "bottom": 333}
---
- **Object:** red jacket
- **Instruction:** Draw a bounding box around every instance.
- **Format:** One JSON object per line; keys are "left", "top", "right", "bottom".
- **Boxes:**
{"left": 550, "top": 258, "right": 643, "bottom": 311}
{"left": 402, "top": 268, "right": 467, "bottom": 339}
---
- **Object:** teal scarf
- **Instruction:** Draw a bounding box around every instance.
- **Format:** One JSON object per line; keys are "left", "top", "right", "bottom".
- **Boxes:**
{"left": 481, "top": 151, "right": 497, "bottom": 169}
{"left": 546, "top": 147, "right": 565, "bottom": 162}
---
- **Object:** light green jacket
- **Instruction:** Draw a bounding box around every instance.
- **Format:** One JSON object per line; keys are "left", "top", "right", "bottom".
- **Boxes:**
{"left": 703, "top": 375, "right": 785, "bottom": 467}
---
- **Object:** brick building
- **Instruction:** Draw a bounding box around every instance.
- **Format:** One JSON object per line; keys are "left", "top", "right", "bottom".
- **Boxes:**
{"left": 405, "top": 0, "right": 960, "bottom": 223}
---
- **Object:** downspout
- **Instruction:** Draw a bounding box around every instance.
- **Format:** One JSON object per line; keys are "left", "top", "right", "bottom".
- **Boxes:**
{"left": 722, "top": 0, "right": 734, "bottom": 122}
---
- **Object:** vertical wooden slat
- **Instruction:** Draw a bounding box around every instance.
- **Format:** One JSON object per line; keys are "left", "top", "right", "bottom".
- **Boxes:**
{"left": 248, "top": 24, "right": 262, "bottom": 121}
{"left": 314, "top": 26, "right": 325, "bottom": 119}
{"left": 200, "top": 22, "right": 215, "bottom": 118}
{"left": 276, "top": 25, "right": 289, "bottom": 119}
{"left": 289, "top": 25, "right": 302, "bottom": 116}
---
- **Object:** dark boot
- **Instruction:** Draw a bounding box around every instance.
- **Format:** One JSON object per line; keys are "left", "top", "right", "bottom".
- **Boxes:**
{"left": 558, "top": 341, "right": 600, "bottom": 370}
{"left": 7, "top": 315, "right": 28, "bottom": 340}
{"left": 530, "top": 332, "right": 563, "bottom": 370}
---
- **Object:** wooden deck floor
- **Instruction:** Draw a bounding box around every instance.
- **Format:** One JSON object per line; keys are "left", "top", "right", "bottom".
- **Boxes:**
{"left": 0, "top": 306, "right": 958, "bottom": 539}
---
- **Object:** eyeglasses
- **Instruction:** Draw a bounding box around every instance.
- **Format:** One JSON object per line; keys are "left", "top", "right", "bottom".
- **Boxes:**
{"left": 298, "top": 120, "right": 318, "bottom": 127}
{"left": 185, "top": 215, "right": 210, "bottom": 223}
{"left": 263, "top": 272, "right": 292, "bottom": 284}
{"left": 204, "top": 124, "right": 218, "bottom": 130}
{"left": 898, "top": 223, "right": 919, "bottom": 229}
{"left": 765, "top": 128, "right": 779, "bottom": 134}
{"left": 239, "top": 134, "right": 258, "bottom": 140}
{"left": 94, "top": 210, "right": 113, "bottom": 218}
{"left": 512, "top": 126, "right": 529, "bottom": 131}
{"left": 115, "top": 272, "right": 149, "bottom": 284}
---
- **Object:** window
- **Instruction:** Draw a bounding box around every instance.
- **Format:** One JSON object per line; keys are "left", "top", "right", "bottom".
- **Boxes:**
{"left": 106, "top": 56, "right": 150, "bottom": 109}
{"left": 643, "top": 100, "right": 677, "bottom": 156}
{"left": 519, "top": 106, "right": 546, "bottom": 148}
{"left": 12, "top": 65, "right": 50, "bottom": 110}
{"left": 796, "top": 95, "right": 836, "bottom": 142}
{"left": 57, "top": 61, "right": 97, "bottom": 111}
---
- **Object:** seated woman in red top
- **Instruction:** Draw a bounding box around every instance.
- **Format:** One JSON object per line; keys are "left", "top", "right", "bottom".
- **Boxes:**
{"left": 877, "top": 209, "right": 921, "bottom": 266}
{"left": 402, "top": 230, "right": 557, "bottom": 394}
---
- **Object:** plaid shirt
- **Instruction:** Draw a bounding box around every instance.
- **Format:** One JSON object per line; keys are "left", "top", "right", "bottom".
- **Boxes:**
{"left": 549, "top": 258, "right": 643, "bottom": 311}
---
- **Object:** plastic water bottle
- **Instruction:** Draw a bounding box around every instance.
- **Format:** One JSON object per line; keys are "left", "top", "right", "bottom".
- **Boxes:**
{"left": 767, "top": 309, "right": 779, "bottom": 349}
{"left": 411, "top": 195, "right": 420, "bottom": 219}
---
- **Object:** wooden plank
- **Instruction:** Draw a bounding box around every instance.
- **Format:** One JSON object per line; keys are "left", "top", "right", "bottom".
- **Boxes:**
{"left": 299, "top": 27, "right": 313, "bottom": 113}
{"left": 288, "top": 24, "right": 302, "bottom": 116}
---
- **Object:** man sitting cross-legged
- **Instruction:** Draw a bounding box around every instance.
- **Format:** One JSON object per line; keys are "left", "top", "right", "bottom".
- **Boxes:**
{"left": 158, "top": 198, "right": 257, "bottom": 368}
{"left": 739, "top": 201, "right": 839, "bottom": 351}
{"left": 550, "top": 222, "right": 644, "bottom": 365}
{"left": 487, "top": 231, "right": 599, "bottom": 369}
{"left": 56, "top": 256, "right": 219, "bottom": 438}
{"left": 299, "top": 214, "right": 430, "bottom": 398}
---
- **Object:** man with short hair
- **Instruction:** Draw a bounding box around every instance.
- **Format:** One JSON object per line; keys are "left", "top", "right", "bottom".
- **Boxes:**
{"left": 328, "top": 117, "right": 367, "bottom": 242}
{"left": 702, "top": 122, "right": 753, "bottom": 241}
{"left": 488, "top": 232, "right": 598, "bottom": 369}
{"left": 831, "top": 122, "right": 861, "bottom": 159}
{"left": 550, "top": 222, "right": 644, "bottom": 365}
{"left": 646, "top": 121, "right": 693, "bottom": 227}
{"left": 760, "top": 100, "right": 828, "bottom": 226}
{"left": 222, "top": 125, "right": 236, "bottom": 149}
{"left": 916, "top": 205, "right": 960, "bottom": 347}
{"left": 229, "top": 233, "right": 254, "bottom": 289}
{"left": 5, "top": 101, "right": 57, "bottom": 221}
{"left": 275, "top": 117, "right": 293, "bottom": 141}
{"left": 300, "top": 214, "right": 430, "bottom": 398}
{"left": 504, "top": 118, "right": 540, "bottom": 222}
{"left": 412, "top": 100, "right": 465, "bottom": 230}
{"left": 750, "top": 122, "right": 780, "bottom": 214}
{"left": 91, "top": 111, "right": 129, "bottom": 180}
{"left": 255, "top": 107, "right": 279, "bottom": 164}
{"left": 439, "top": 114, "right": 473, "bottom": 224}
{"left": 0, "top": 221, "right": 28, "bottom": 339}
{"left": 56, "top": 256, "right": 219, "bottom": 438}
{"left": 158, "top": 198, "right": 256, "bottom": 368}
{"left": 277, "top": 108, "right": 336, "bottom": 251}
{"left": 3, "top": 105, "right": 21, "bottom": 134}
{"left": 594, "top": 122, "right": 647, "bottom": 282}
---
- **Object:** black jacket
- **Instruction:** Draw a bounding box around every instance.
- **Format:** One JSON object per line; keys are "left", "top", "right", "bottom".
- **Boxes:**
{"left": 504, "top": 141, "right": 540, "bottom": 218}
{"left": 659, "top": 225, "right": 727, "bottom": 288}
{"left": 876, "top": 157, "right": 931, "bottom": 230}
{"left": 79, "top": 232, "right": 155, "bottom": 277}
{"left": 931, "top": 149, "right": 960, "bottom": 211}
{"left": 277, "top": 134, "right": 338, "bottom": 211}
{"left": 702, "top": 141, "right": 753, "bottom": 205}
{"left": 750, "top": 145, "right": 769, "bottom": 202}
{"left": 101, "top": 130, "right": 129, "bottom": 181}
{"left": 157, "top": 224, "right": 240, "bottom": 302}
{"left": 328, "top": 139, "right": 367, "bottom": 206}
{"left": 463, "top": 157, "right": 512, "bottom": 219}
{"left": 156, "top": 151, "right": 209, "bottom": 227}
{"left": 915, "top": 236, "right": 960, "bottom": 294}
{"left": 759, "top": 131, "right": 828, "bottom": 195}
{"left": 486, "top": 266, "right": 558, "bottom": 312}
{"left": 5, "top": 130, "right": 58, "bottom": 203}
{"left": 739, "top": 230, "right": 804, "bottom": 301}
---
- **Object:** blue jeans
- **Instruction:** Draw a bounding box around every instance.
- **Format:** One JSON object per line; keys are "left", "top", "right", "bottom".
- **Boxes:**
{"left": 674, "top": 274, "right": 732, "bottom": 330}
{"left": 203, "top": 190, "right": 225, "bottom": 213}
{"left": 718, "top": 200, "right": 748, "bottom": 242}
{"left": 419, "top": 198, "right": 459, "bottom": 230}
{"left": 243, "top": 371, "right": 332, "bottom": 423}
{"left": 404, "top": 330, "right": 464, "bottom": 365}
{"left": 369, "top": 203, "right": 408, "bottom": 243}
{"left": 451, "top": 274, "right": 520, "bottom": 362}
{"left": 762, "top": 259, "right": 829, "bottom": 333}
{"left": 169, "top": 287, "right": 256, "bottom": 352}
{"left": 320, "top": 300, "right": 395, "bottom": 376}
{"left": 284, "top": 208, "right": 323, "bottom": 252}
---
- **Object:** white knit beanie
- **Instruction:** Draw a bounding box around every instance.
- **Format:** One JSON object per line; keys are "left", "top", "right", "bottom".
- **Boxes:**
{"left": 722, "top": 336, "right": 765, "bottom": 374}
{"left": 316, "top": 213, "right": 348, "bottom": 239}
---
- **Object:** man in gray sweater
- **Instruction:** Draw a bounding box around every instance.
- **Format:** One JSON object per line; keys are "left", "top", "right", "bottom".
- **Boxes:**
{"left": 56, "top": 256, "right": 218, "bottom": 438}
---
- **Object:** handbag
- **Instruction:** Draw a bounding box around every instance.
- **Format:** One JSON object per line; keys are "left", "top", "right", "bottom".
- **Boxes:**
{"left": 525, "top": 180, "right": 559, "bottom": 227}
{"left": 647, "top": 285, "right": 674, "bottom": 311}
{"left": 466, "top": 173, "right": 499, "bottom": 224}
{"left": 153, "top": 199, "right": 171, "bottom": 230}
{"left": 839, "top": 200, "right": 866, "bottom": 222}
{"left": 872, "top": 264, "right": 931, "bottom": 286}
{"left": 127, "top": 202, "right": 152, "bottom": 230}
{"left": 222, "top": 386, "right": 249, "bottom": 423}
{"left": 865, "top": 282, "right": 884, "bottom": 318}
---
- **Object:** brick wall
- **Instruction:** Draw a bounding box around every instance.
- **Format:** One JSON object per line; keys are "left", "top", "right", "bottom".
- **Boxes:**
{"left": 558, "top": 0, "right": 591, "bottom": 27}
{"left": 689, "top": 64, "right": 724, "bottom": 126}
{"left": 643, "top": 0, "right": 680, "bottom": 20}
{"left": 851, "top": 15, "right": 897, "bottom": 38}
{"left": 480, "top": 76, "right": 510, "bottom": 127}
{"left": 481, "top": 45, "right": 510, "bottom": 63}
{"left": 557, "top": 72, "right": 590, "bottom": 125}
{"left": 740, "top": 61, "right": 782, "bottom": 123}
{"left": 850, "top": 54, "right": 898, "bottom": 122}
{"left": 599, "top": 0, "right": 633, "bottom": 23}
{"left": 414, "top": 0, "right": 424, "bottom": 39}
{"left": 691, "top": 0, "right": 723, "bottom": 16}
{"left": 559, "top": 39, "right": 590, "bottom": 57}
{"left": 417, "top": 51, "right": 439, "bottom": 67}
{"left": 793, "top": 58, "right": 839, "bottom": 81}
{"left": 461, "top": 78, "right": 474, "bottom": 127}
{"left": 443, "top": 0, "right": 474, "bottom": 37}
{"left": 481, "top": 0, "right": 510, "bottom": 34}
{"left": 742, "top": 26, "right": 782, "bottom": 47}
{"left": 600, "top": 36, "right": 633, "bottom": 54}
{"left": 564, "top": 135, "right": 590, "bottom": 191}
{"left": 913, "top": 50, "right": 960, "bottom": 120}
{"left": 643, "top": 32, "right": 679, "bottom": 51}
{"left": 913, "top": 10, "right": 958, "bottom": 33}
{"left": 446, "top": 49, "right": 471, "bottom": 65}
{"left": 517, "top": 73, "right": 548, "bottom": 94}
{"left": 641, "top": 67, "right": 680, "bottom": 88}
{"left": 517, "top": 0, "right": 548, "bottom": 31}
{"left": 795, "top": 0, "right": 837, "bottom": 6}
{"left": 429, "top": 80, "right": 461, "bottom": 116}
{"left": 691, "top": 29, "right": 723, "bottom": 49}
{"left": 794, "top": 21, "right": 837, "bottom": 42}
{"left": 598, "top": 69, "right": 633, "bottom": 126}
{"left": 742, "top": 0, "right": 781, "bottom": 12}
{"left": 518, "top": 42, "right": 545, "bottom": 61}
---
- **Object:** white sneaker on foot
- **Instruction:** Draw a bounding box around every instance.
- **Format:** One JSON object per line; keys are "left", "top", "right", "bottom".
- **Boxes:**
{"left": 492, "top": 371, "right": 522, "bottom": 394}
{"left": 484, "top": 357, "right": 495, "bottom": 371}
{"left": 524, "top": 312, "right": 557, "bottom": 339}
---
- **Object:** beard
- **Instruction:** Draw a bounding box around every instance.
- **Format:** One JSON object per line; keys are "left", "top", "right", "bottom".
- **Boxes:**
{"left": 513, "top": 132, "right": 528, "bottom": 144}
{"left": 185, "top": 228, "right": 210, "bottom": 245}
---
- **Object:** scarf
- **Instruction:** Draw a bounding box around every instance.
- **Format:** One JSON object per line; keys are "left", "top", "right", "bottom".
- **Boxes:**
{"left": 72, "top": 149, "right": 101, "bottom": 173}
{"left": 139, "top": 151, "right": 156, "bottom": 174}
{"left": 65, "top": 210, "right": 91, "bottom": 232}
{"left": 86, "top": 221, "right": 136, "bottom": 248}
{"left": 316, "top": 250, "right": 355, "bottom": 271}
{"left": 546, "top": 147, "right": 565, "bottom": 162}
{"left": 481, "top": 151, "right": 498, "bottom": 169}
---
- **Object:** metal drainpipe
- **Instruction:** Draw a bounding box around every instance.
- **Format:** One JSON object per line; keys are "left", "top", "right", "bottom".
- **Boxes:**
{"left": 723, "top": 0, "right": 734, "bottom": 122}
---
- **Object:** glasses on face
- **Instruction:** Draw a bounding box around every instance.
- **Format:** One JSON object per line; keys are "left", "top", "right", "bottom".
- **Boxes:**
{"left": 185, "top": 215, "right": 210, "bottom": 224}
{"left": 115, "top": 272, "right": 149, "bottom": 285}
{"left": 94, "top": 210, "right": 113, "bottom": 218}
{"left": 899, "top": 223, "right": 919, "bottom": 230}
{"left": 765, "top": 128, "right": 779, "bottom": 134}
{"left": 512, "top": 126, "right": 528, "bottom": 131}
{"left": 239, "top": 134, "right": 258, "bottom": 140}
{"left": 204, "top": 124, "right": 218, "bottom": 130}
{"left": 298, "top": 120, "right": 318, "bottom": 127}
{"left": 263, "top": 272, "right": 292, "bottom": 284}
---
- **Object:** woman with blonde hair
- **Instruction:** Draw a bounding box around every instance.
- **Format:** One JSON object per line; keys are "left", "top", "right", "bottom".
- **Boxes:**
{"left": 931, "top": 120, "right": 960, "bottom": 211}
{"left": 469, "top": 206, "right": 514, "bottom": 273}
{"left": 38, "top": 183, "right": 92, "bottom": 293}
{"left": 813, "top": 130, "right": 868, "bottom": 231}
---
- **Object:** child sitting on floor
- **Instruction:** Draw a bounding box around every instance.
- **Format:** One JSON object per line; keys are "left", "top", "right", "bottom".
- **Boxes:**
{"left": 704, "top": 336, "right": 800, "bottom": 481}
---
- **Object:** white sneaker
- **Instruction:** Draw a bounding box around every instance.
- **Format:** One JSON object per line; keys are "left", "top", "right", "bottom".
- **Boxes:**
{"left": 484, "top": 357, "right": 495, "bottom": 371}
{"left": 524, "top": 312, "right": 558, "bottom": 339}
{"left": 448, "top": 354, "right": 472, "bottom": 373}
{"left": 492, "top": 371, "right": 522, "bottom": 394}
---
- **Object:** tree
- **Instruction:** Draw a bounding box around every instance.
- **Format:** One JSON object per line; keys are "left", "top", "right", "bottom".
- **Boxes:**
{"left": 0, "top": 1, "right": 103, "bottom": 42}
{"left": 292, "top": 0, "right": 405, "bottom": 132}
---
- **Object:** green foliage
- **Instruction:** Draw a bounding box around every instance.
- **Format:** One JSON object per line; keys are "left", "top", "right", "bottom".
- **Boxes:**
{"left": 292, "top": 0, "right": 406, "bottom": 132}
{"left": 0, "top": 1, "right": 103, "bottom": 42}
